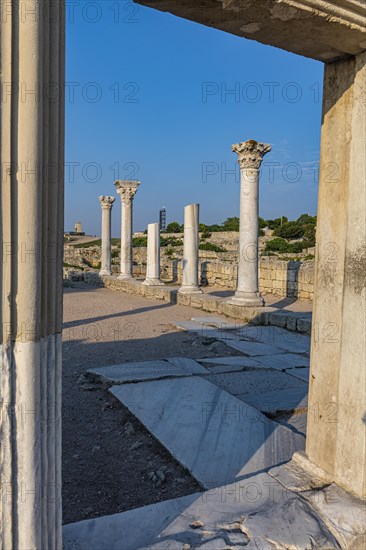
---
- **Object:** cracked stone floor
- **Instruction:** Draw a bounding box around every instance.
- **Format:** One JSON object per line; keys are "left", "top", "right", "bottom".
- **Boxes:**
{"left": 63, "top": 284, "right": 365, "bottom": 549}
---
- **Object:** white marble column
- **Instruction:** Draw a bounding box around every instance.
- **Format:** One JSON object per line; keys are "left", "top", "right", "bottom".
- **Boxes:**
{"left": 0, "top": 1, "right": 65, "bottom": 548}
{"left": 142, "top": 223, "right": 164, "bottom": 286}
{"left": 227, "top": 140, "right": 271, "bottom": 307}
{"left": 98, "top": 196, "right": 115, "bottom": 276}
{"left": 114, "top": 180, "right": 141, "bottom": 280}
{"left": 179, "top": 204, "right": 202, "bottom": 294}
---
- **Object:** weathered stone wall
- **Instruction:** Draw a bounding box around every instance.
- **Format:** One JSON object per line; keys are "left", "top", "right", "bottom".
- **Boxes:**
{"left": 65, "top": 244, "right": 315, "bottom": 300}
{"left": 127, "top": 256, "right": 315, "bottom": 300}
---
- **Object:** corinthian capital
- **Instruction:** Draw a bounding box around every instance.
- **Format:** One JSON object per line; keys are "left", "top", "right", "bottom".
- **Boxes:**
{"left": 232, "top": 140, "right": 272, "bottom": 170}
{"left": 98, "top": 195, "right": 116, "bottom": 209}
{"left": 114, "top": 180, "right": 141, "bottom": 205}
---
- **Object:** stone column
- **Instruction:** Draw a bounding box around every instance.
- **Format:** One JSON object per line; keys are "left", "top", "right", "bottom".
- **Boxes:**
{"left": 227, "top": 140, "right": 271, "bottom": 307}
{"left": 98, "top": 196, "right": 115, "bottom": 276}
{"left": 179, "top": 204, "right": 202, "bottom": 294}
{"left": 114, "top": 180, "right": 141, "bottom": 280}
{"left": 142, "top": 223, "right": 164, "bottom": 286}
{"left": 0, "top": 1, "right": 65, "bottom": 548}
{"left": 306, "top": 51, "right": 366, "bottom": 499}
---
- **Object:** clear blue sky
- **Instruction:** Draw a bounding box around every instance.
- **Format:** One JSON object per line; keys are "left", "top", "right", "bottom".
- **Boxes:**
{"left": 65, "top": 1, "right": 324, "bottom": 236}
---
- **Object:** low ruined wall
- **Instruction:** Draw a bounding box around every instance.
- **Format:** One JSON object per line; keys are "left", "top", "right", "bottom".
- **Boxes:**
{"left": 258, "top": 257, "right": 314, "bottom": 300}
{"left": 162, "top": 257, "right": 315, "bottom": 300}
{"left": 65, "top": 244, "right": 315, "bottom": 300}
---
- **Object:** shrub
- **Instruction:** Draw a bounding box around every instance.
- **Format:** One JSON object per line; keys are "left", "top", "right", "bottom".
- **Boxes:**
{"left": 160, "top": 237, "right": 183, "bottom": 247}
{"left": 265, "top": 238, "right": 290, "bottom": 253}
{"left": 274, "top": 222, "right": 305, "bottom": 239}
{"left": 166, "top": 222, "right": 183, "bottom": 233}
{"left": 132, "top": 236, "right": 147, "bottom": 247}
{"left": 199, "top": 242, "right": 227, "bottom": 253}
{"left": 266, "top": 217, "right": 288, "bottom": 229}
{"left": 221, "top": 217, "right": 240, "bottom": 232}
{"left": 297, "top": 213, "right": 317, "bottom": 225}
{"left": 303, "top": 225, "right": 316, "bottom": 246}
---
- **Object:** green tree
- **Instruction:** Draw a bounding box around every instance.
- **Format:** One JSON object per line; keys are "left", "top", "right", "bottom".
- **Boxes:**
{"left": 266, "top": 216, "right": 288, "bottom": 229}
{"left": 166, "top": 222, "right": 182, "bottom": 233}
{"left": 258, "top": 217, "right": 267, "bottom": 229}
{"left": 221, "top": 217, "right": 240, "bottom": 231}
{"left": 297, "top": 213, "right": 317, "bottom": 225}
{"left": 274, "top": 221, "right": 305, "bottom": 239}
{"left": 265, "top": 238, "right": 290, "bottom": 253}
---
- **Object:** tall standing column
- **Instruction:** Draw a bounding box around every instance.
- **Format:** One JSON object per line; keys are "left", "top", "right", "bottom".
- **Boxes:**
{"left": 114, "top": 180, "right": 141, "bottom": 280}
{"left": 179, "top": 204, "right": 202, "bottom": 294}
{"left": 0, "top": 1, "right": 65, "bottom": 548}
{"left": 306, "top": 52, "right": 366, "bottom": 499}
{"left": 98, "top": 196, "right": 115, "bottom": 276}
{"left": 227, "top": 140, "right": 271, "bottom": 307}
{"left": 142, "top": 223, "right": 164, "bottom": 286}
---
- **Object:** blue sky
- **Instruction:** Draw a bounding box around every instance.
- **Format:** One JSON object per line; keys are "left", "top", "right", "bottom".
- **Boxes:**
{"left": 65, "top": 1, "right": 324, "bottom": 236}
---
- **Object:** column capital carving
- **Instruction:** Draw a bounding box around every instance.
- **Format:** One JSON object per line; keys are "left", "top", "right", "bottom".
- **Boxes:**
{"left": 114, "top": 180, "right": 141, "bottom": 205}
{"left": 232, "top": 140, "right": 271, "bottom": 170}
{"left": 98, "top": 195, "right": 116, "bottom": 209}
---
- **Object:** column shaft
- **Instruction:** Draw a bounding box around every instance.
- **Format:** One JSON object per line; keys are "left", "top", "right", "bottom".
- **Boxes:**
{"left": 179, "top": 204, "right": 202, "bottom": 294}
{"left": 99, "top": 196, "right": 115, "bottom": 276}
{"left": 227, "top": 140, "right": 271, "bottom": 307}
{"left": 120, "top": 200, "right": 133, "bottom": 279}
{"left": 114, "top": 180, "right": 140, "bottom": 281}
{"left": 306, "top": 51, "right": 366, "bottom": 498}
{"left": 0, "top": 2, "right": 65, "bottom": 548}
{"left": 237, "top": 168, "right": 260, "bottom": 295}
{"left": 143, "top": 223, "right": 164, "bottom": 286}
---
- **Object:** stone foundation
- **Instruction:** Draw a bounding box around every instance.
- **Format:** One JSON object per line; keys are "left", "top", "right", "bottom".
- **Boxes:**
{"left": 83, "top": 272, "right": 312, "bottom": 334}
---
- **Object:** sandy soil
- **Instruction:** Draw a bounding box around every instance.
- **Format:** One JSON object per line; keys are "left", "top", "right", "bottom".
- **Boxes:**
{"left": 62, "top": 282, "right": 244, "bottom": 524}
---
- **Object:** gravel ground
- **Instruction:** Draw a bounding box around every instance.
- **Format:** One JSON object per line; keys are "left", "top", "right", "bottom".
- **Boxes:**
{"left": 62, "top": 282, "right": 243, "bottom": 525}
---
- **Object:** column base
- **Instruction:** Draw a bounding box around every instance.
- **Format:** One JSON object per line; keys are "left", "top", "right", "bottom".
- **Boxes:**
{"left": 142, "top": 278, "right": 165, "bottom": 286}
{"left": 226, "top": 291, "right": 265, "bottom": 307}
{"left": 178, "top": 285, "right": 203, "bottom": 294}
{"left": 99, "top": 269, "right": 112, "bottom": 277}
{"left": 118, "top": 273, "right": 133, "bottom": 281}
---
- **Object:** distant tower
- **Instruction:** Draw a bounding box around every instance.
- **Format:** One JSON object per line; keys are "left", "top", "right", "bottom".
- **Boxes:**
{"left": 159, "top": 207, "right": 167, "bottom": 231}
{"left": 74, "top": 221, "right": 83, "bottom": 234}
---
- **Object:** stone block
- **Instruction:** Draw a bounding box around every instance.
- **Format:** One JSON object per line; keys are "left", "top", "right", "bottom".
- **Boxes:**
{"left": 286, "top": 316, "right": 298, "bottom": 331}
{"left": 111, "top": 377, "right": 304, "bottom": 488}
{"left": 269, "top": 313, "right": 287, "bottom": 328}
{"left": 177, "top": 293, "right": 191, "bottom": 307}
{"left": 297, "top": 317, "right": 312, "bottom": 333}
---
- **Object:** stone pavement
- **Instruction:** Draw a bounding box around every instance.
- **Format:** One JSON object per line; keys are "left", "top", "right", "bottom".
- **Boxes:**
{"left": 63, "top": 454, "right": 366, "bottom": 549}
{"left": 64, "top": 313, "right": 365, "bottom": 549}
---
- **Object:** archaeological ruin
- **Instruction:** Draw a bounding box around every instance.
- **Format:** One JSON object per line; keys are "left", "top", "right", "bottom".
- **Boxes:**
{"left": 1, "top": 1, "right": 365, "bottom": 549}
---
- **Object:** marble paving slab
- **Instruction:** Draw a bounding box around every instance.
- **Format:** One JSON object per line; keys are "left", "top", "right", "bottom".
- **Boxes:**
{"left": 241, "top": 386, "right": 308, "bottom": 415}
{"left": 86, "top": 360, "right": 207, "bottom": 385}
{"left": 223, "top": 339, "right": 286, "bottom": 356}
{"left": 206, "top": 370, "right": 306, "bottom": 397}
{"left": 286, "top": 367, "right": 310, "bottom": 381}
{"left": 251, "top": 353, "right": 310, "bottom": 370}
{"left": 237, "top": 325, "right": 311, "bottom": 353}
{"left": 110, "top": 377, "right": 304, "bottom": 488}
{"left": 63, "top": 469, "right": 359, "bottom": 550}
{"left": 199, "top": 356, "right": 262, "bottom": 366}
{"left": 175, "top": 320, "right": 215, "bottom": 333}
{"left": 278, "top": 413, "right": 308, "bottom": 436}
{"left": 165, "top": 357, "right": 208, "bottom": 374}
{"left": 191, "top": 316, "right": 243, "bottom": 330}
